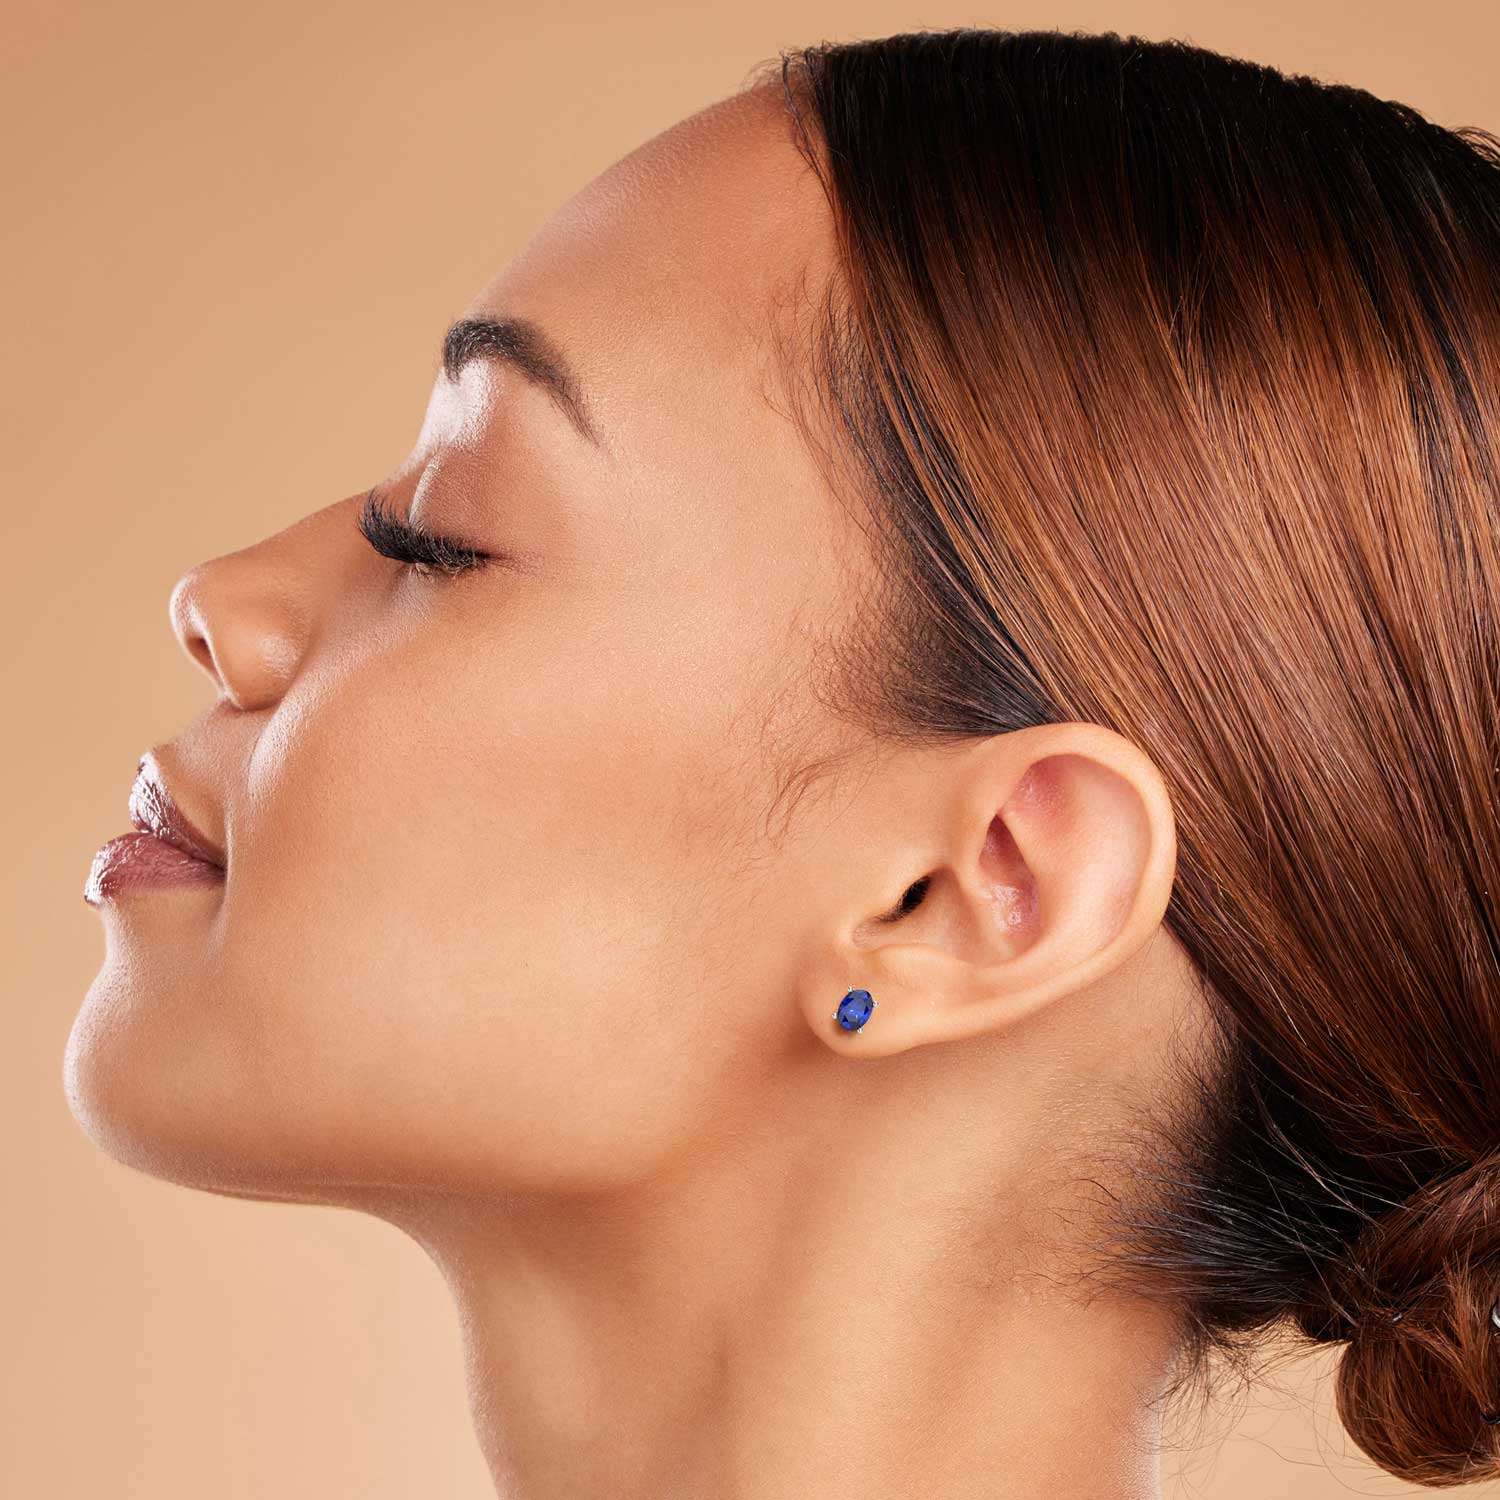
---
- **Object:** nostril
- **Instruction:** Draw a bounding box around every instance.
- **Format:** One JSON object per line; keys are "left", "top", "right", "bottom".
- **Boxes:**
{"left": 168, "top": 568, "right": 218, "bottom": 679}
{"left": 185, "top": 628, "right": 216, "bottom": 678}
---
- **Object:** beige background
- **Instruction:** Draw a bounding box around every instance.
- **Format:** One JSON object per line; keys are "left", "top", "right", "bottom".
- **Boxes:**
{"left": 4, "top": 1, "right": 1495, "bottom": 1495}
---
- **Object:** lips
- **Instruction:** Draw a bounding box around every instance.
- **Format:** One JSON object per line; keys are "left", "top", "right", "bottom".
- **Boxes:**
{"left": 127, "top": 752, "right": 227, "bottom": 869}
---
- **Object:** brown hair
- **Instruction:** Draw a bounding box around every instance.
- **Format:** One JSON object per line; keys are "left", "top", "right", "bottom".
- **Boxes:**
{"left": 755, "top": 26, "right": 1500, "bottom": 1488}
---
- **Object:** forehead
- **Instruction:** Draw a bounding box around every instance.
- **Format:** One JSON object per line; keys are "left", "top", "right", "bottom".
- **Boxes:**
{"left": 410, "top": 85, "right": 873, "bottom": 819}
{"left": 457, "top": 83, "right": 839, "bottom": 474}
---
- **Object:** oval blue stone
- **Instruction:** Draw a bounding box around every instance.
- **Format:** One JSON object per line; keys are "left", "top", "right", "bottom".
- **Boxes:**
{"left": 835, "top": 988, "right": 874, "bottom": 1032}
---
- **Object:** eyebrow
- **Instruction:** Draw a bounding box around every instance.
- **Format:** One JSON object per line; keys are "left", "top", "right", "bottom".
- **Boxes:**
{"left": 440, "top": 314, "right": 602, "bottom": 448}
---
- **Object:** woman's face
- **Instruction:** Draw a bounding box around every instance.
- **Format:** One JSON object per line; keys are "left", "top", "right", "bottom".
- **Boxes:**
{"left": 66, "top": 85, "right": 885, "bottom": 1199}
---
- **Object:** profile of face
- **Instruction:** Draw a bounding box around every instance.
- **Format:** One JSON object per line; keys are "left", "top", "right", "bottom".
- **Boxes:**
{"left": 66, "top": 81, "right": 1180, "bottom": 1219}
{"left": 65, "top": 84, "right": 859, "bottom": 1199}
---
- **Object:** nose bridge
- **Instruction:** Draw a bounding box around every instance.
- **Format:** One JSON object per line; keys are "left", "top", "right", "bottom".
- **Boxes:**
{"left": 167, "top": 494, "right": 366, "bottom": 710}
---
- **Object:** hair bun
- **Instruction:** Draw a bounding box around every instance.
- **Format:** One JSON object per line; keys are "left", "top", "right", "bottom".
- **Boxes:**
{"left": 1292, "top": 1157, "right": 1500, "bottom": 1484}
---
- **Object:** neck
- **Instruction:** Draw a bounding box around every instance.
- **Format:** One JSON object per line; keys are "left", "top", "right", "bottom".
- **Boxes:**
{"left": 375, "top": 1119, "right": 1180, "bottom": 1500}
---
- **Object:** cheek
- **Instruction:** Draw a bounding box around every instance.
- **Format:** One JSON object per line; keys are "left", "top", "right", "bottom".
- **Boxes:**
{"left": 80, "top": 602, "right": 774, "bottom": 1197}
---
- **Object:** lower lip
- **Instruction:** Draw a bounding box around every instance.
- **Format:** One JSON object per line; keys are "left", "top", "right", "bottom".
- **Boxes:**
{"left": 85, "top": 831, "right": 226, "bottom": 904}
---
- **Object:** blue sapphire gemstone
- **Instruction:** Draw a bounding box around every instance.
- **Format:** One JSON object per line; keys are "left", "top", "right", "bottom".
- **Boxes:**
{"left": 834, "top": 988, "right": 875, "bottom": 1032}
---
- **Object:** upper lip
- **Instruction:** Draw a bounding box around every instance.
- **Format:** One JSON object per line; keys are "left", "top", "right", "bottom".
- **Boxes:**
{"left": 127, "top": 752, "right": 227, "bottom": 869}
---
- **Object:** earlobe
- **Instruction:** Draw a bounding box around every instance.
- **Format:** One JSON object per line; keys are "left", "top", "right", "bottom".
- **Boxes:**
{"left": 804, "top": 722, "right": 1178, "bottom": 1061}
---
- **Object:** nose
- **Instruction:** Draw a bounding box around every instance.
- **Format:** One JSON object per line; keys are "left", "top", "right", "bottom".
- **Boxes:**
{"left": 167, "top": 494, "right": 366, "bottom": 710}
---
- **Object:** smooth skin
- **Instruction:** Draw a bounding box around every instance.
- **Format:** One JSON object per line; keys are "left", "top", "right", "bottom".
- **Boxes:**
{"left": 68, "top": 80, "right": 1210, "bottom": 1500}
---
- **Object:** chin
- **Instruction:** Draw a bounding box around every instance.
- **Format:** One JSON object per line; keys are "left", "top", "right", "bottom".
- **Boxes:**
{"left": 63, "top": 962, "right": 310, "bottom": 1200}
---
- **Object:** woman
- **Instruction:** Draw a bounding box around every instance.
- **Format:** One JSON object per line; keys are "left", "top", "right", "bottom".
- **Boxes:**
{"left": 68, "top": 25, "right": 1500, "bottom": 1496}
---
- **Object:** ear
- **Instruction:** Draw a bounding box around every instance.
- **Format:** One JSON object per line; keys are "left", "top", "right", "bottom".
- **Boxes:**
{"left": 800, "top": 722, "right": 1178, "bottom": 1059}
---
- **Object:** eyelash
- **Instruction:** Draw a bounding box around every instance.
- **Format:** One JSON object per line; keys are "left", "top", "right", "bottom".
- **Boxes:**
{"left": 356, "top": 487, "right": 494, "bottom": 581}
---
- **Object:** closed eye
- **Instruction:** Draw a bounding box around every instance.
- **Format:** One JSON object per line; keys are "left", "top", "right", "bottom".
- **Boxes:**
{"left": 357, "top": 486, "right": 494, "bottom": 580}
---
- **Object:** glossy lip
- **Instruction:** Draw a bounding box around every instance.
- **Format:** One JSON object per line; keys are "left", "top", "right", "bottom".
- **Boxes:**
{"left": 127, "top": 751, "right": 227, "bottom": 869}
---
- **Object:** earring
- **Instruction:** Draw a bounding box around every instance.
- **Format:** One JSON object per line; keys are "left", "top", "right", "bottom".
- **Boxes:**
{"left": 833, "top": 988, "right": 875, "bottom": 1033}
